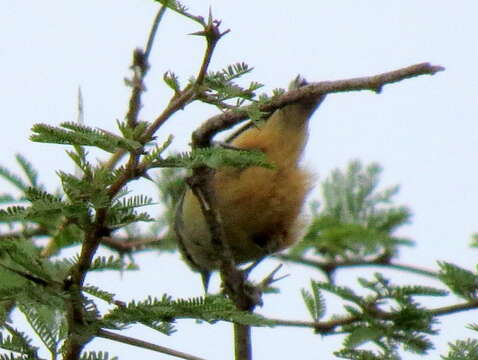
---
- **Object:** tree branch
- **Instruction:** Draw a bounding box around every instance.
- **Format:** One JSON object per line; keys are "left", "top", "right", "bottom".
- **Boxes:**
{"left": 431, "top": 299, "right": 478, "bottom": 316}
{"left": 97, "top": 329, "right": 206, "bottom": 360}
{"left": 118, "top": 5, "right": 166, "bottom": 150}
{"left": 144, "top": 5, "right": 167, "bottom": 60}
{"left": 64, "top": 10, "right": 232, "bottom": 360}
{"left": 193, "top": 62, "right": 444, "bottom": 147}
{"left": 234, "top": 324, "right": 251, "bottom": 360}
{"left": 63, "top": 6, "right": 170, "bottom": 359}
{"left": 276, "top": 254, "right": 439, "bottom": 278}
{"left": 100, "top": 235, "right": 162, "bottom": 253}
{"left": 63, "top": 210, "right": 108, "bottom": 359}
{"left": 268, "top": 299, "right": 478, "bottom": 333}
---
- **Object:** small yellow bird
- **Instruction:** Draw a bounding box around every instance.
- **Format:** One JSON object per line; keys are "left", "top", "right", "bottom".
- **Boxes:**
{"left": 175, "top": 77, "right": 324, "bottom": 289}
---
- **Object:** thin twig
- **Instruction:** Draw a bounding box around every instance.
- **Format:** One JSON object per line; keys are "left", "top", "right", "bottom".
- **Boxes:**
{"left": 97, "top": 329, "right": 206, "bottom": 360}
{"left": 125, "top": 48, "right": 147, "bottom": 129}
{"left": 157, "top": 0, "right": 206, "bottom": 25}
{"left": 268, "top": 299, "right": 478, "bottom": 333}
{"left": 381, "top": 262, "right": 438, "bottom": 278}
{"left": 100, "top": 236, "right": 162, "bottom": 253}
{"left": 276, "top": 254, "right": 439, "bottom": 278}
{"left": 126, "top": 5, "right": 167, "bottom": 129}
{"left": 144, "top": 5, "right": 167, "bottom": 59}
{"left": 269, "top": 316, "right": 357, "bottom": 332}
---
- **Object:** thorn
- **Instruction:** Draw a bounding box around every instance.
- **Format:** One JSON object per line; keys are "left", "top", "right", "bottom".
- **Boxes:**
{"left": 141, "top": 172, "right": 153, "bottom": 181}
{"left": 289, "top": 75, "right": 309, "bottom": 90}
{"left": 208, "top": 7, "right": 213, "bottom": 25}
{"left": 260, "top": 264, "right": 288, "bottom": 288}
{"left": 220, "top": 29, "right": 231, "bottom": 37}
{"left": 188, "top": 30, "right": 207, "bottom": 37}
{"left": 242, "top": 256, "right": 266, "bottom": 276}
{"left": 201, "top": 270, "right": 211, "bottom": 293}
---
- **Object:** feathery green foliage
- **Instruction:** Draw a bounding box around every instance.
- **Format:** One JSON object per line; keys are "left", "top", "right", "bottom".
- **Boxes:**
{"left": 335, "top": 348, "right": 400, "bottom": 360}
{"left": 290, "top": 160, "right": 412, "bottom": 261}
{"left": 142, "top": 135, "right": 174, "bottom": 167}
{"left": 244, "top": 103, "right": 270, "bottom": 124}
{"left": 14, "top": 155, "right": 39, "bottom": 188}
{"left": 112, "top": 195, "right": 154, "bottom": 210}
{"left": 163, "top": 71, "right": 181, "bottom": 94}
{"left": 116, "top": 120, "right": 150, "bottom": 142}
{"left": 0, "top": 166, "right": 28, "bottom": 192}
{"left": 103, "top": 294, "right": 274, "bottom": 335}
{"left": 438, "top": 262, "right": 478, "bottom": 300}
{"left": 0, "top": 150, "right": 472, "bottom": 360}
{"left": 89, "top": 256, "right": 135, "bottom": 272}
{"left": 306, "top": 273, "right": 446, "bottom": 356}
{"left": 0, "top": 326, "right": 40, "bottom": 360}
{"left": 204, "top": 62, "right": 263, "bottom": 107}
{"left": 80, "top": 351, "right": 118, "bottom": 360}
{"left": 467, "top": 323, "right": 478, "bottom": 332}
{"left": 0, "top": 240, "right": 58, "bottom": 284}
{"left": 82, "top": 286, "right": 116, "bottom": 304}
{"left": 442, "top": 339, "right": 478, "bottom": 360}
{"left": 18, "top": 304, "right": 66, "bottom": 357}
{"left": 301, "top": 280, "right": 326, "bottom": 322}
{"left": 158, "top": 147, "right": 273, "bottom": 170}
{"left": 31, "top": 122, "right": 142, "bottom": 153}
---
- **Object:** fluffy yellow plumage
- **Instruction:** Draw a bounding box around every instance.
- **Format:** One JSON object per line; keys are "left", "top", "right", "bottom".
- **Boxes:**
{"left": 175, "top": 78, "right": 323, "bottom": 287}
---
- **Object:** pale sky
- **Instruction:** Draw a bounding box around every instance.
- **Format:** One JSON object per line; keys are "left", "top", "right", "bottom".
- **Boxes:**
{"left": 1, "top": 1, "right": 478, "bottom": 359}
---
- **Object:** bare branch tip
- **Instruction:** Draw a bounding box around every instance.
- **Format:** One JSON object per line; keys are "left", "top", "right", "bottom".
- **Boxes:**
{"left": 431, "top": 64, "right": 446, "bottom": 73}
{"left": 418, "top": 62, "right": 445, "bottom": 74}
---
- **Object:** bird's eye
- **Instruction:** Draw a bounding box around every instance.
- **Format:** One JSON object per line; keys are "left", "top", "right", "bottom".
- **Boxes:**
{"left": 251, "top": 232, "right": 268, "bottom": 248}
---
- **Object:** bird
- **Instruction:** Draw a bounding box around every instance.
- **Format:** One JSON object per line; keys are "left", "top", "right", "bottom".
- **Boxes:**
{"left": 174, "top": 77, "right": 324, "bottom": 290}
